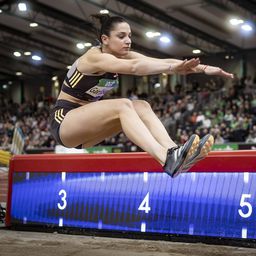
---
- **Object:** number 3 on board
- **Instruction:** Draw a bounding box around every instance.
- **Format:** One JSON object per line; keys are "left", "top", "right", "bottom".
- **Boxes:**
{"left": 58, "top": 189, "right": 67, "bottom": 210}
{"left": 138, "top": 192, "right": 151, "bottom": 213}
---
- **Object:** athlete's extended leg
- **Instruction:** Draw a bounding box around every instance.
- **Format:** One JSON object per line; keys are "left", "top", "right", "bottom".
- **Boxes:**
{"left": 59, "top": 98, "right": 168, "bottom": 165}
{"left": 132, "top": 99, "right": 214, "bottom": 177}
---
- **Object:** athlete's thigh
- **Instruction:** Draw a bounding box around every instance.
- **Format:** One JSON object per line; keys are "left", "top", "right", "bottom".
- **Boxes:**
{"left": 59, "top": 99, "right": 124, "bottom": 147}
{"left": 82, "top": 122, "right": 121, "bottom": 148}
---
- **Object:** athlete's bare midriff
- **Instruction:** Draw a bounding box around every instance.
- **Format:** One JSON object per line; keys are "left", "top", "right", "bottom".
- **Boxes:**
{"left": 57, "top": 91, "right": 90, "bottom": 106}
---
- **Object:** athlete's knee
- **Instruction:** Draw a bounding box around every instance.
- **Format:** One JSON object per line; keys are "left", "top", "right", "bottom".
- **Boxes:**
{"left": 132, "top": 100, "right": 152, "bottom": 114}
{"left": 116, "top": 98, "right": 134, "bottom": 112}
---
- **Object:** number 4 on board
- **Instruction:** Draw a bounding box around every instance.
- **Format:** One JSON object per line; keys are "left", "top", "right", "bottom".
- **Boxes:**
{"left": 138, "top": 192, "right": 151, "bottom": 213}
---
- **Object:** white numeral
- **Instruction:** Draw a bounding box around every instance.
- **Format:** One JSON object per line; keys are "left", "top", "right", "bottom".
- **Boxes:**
{"left": 138, "top": 192, "right": 151, "bottom": 213}
{"left": 238, "top": 194, "right": 252, "bottom": 218}
{"left": 58, "top": 189, "right": 67, "bottom": 210}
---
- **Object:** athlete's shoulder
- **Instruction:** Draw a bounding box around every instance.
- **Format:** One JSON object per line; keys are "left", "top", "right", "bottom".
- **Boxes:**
{"left": 81, "top": 46, "right": 101, "bottom": 59}
{"left": 77, "top": 47, "right": 103, "bottom": 74}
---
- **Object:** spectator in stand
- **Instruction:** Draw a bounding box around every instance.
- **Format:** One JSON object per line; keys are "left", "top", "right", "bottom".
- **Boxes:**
{"left": 215, "top": 132, "right": 225, "bottom": 144}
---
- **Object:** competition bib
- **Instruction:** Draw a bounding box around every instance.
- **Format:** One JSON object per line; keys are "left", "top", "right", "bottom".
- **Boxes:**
{"left": 86, "top": 78, "right": 119, "bottom": 99}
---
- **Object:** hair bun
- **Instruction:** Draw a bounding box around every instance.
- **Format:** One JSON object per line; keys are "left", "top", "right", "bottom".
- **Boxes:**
{"left": 91, "top": 14, "right": 110, "bottom": 26}
{"left": 91, "top": 14, "right": 126, "bottom": 43}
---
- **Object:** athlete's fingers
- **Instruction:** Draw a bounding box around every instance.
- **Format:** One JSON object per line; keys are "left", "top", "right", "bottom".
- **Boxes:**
{"left": 220, "top": 70, "right": 234, "bottom": 78}
{"left": 183, "top": 58, "right": 200, "bottom": 69}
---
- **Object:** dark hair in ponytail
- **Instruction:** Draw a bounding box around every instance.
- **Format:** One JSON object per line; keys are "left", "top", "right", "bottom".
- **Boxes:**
{"left": 91, "top": 14, "right": 127, "bottom": 43}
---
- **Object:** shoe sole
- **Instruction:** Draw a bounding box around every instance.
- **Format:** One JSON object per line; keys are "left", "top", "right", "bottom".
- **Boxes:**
{"left": 170, "top": 134, "right": 200, "bottom": 177}
{"left": 178, "top": 134, "right": 214, "bottom": 175}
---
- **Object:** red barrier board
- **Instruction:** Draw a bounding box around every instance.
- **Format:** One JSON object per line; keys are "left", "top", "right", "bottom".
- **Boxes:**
{"left": 8, "top": 151, "right": 256, "bottom": 173}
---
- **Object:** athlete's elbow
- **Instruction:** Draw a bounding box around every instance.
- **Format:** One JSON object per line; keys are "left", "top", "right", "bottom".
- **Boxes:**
{"left": 118, "top": 60, "right": 146, "bottom": 75}
{"left": 126, "top": 60, "right": 138, "bottom": 75}
{"left": 130, "top": 61, "right": 147, "bottom": 75}
{"left": 130, "top": 64, "right": 138, "bottom": 74}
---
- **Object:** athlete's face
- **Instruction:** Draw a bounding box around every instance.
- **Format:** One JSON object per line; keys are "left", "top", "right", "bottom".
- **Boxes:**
{"left": 101, "top": 22, "right": 132, "bottom": 57}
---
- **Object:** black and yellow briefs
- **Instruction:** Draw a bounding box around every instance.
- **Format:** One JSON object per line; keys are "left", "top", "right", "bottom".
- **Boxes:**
{"left": 50, "top": 100, "right": 82, "bottom": 149}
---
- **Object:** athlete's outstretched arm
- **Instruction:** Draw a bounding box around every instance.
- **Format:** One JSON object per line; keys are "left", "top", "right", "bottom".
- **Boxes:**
{"left": 77, "top": 48, "right": 200, "bottom": 76}
{"left": 127, "top": 51, "right": 233, "bottom": 79}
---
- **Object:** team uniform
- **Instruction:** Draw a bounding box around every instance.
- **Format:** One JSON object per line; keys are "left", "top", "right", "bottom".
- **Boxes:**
{"left": 50, "top": 59, "right": 119, "bottom": 148}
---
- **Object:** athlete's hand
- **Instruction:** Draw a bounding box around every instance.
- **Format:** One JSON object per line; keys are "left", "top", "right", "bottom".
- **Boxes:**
{"left": 203, "top": 65, "right": 234, "bottom": 78}
{"left": 168, "top": 58, "right": 200, "bottom": 74}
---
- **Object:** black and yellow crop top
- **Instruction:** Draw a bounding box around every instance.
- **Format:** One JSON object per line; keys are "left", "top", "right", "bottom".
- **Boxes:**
{"left": 61, "top": 60, "right": 119, "bottom": 102}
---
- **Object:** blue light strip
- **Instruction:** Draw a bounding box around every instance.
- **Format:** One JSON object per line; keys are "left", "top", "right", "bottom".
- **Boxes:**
{"left": 11, "top": 172, "right": 256, "bottom": 239}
